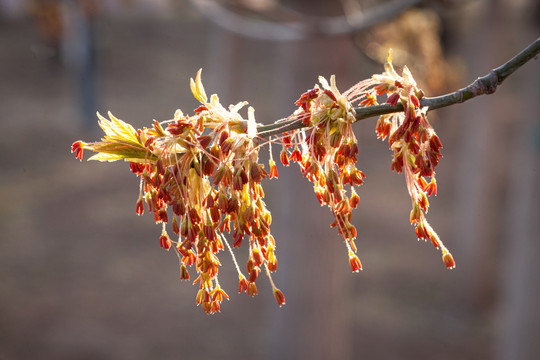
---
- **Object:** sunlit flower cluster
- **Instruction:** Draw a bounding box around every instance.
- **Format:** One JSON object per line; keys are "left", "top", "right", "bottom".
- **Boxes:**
{"left": 279, "top": 76, "right": 366, "bottom": 271}
{"left": 359, "top": 50, "right": 455, "bottom": 268}
{"left": 72, "top": 56, "right": 456, "bottom": 313}
{"left": 72, "top": 70, "right": 285, "bottom": 313}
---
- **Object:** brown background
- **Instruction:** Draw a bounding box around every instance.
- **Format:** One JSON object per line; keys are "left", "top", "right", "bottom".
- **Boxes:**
{"left": 1, "top": 1, "right": 539, "bottom": 359}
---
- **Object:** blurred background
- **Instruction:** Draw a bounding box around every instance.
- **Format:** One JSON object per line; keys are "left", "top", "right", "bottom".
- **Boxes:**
{"left": 1, "top": 0, "right": 539, "bottom": 359}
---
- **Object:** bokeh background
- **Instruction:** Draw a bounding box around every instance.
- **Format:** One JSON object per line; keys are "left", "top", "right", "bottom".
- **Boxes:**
{"left": 1, "top": 0, "right": 539, "bottom": 359}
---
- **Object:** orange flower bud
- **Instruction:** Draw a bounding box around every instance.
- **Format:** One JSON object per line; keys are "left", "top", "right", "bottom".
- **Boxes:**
{"left": 212, "top": 286, "right": 229, "bottom": 302}
{"left": 442, "top": 251, "right": 456, "bottom": 269}
{"left": 348, "top": 252, "right": 362, "bottom": 272}
{"left": 136, "top": 197, "right": 144, "bottom": 216}
{"left": 159, "top": 233, "right": 171, "bottom": 250}
{"left": 238, "top": 275, "right": 249, "bottom": 293}
{"left": 198, "top": 135, "right": 212, "bottom": 149}
{"left": 210, "top": 300, "right": 220, "bottom": 314}
{"left": 189, "top": 208, "right": 200, "bottom": 224}
{"left": 349, "top": 189, "right": 360, "bottom": 209}
{"left": 329, "top": 131, "right": 342, "bottom": 148}
{"left": 252, "top": 248, "right": 263, "bottom": 267}
{"left": 249, "top": 267, "right": 259, "bottom": 283}
{"left": 202, "top": 301, "right": 212, "bottom": 314}
{"left": 247, "top": 282, "right": 258, "bottom": 297}
{"left": 410, "top": 94, "right": 420, "bottom": 108}
{"left": 415, "top": 223, "right": 428, "bottom": 240}
{"left": 267, "top": 260, "right": 277, "bottom": 272}
{"left": 410, "top": 203, "right": 422, "bottom": 224}
{"left": 350, "top": 170, "right": 365, "bottom": 186}
{"left": 290, "top": 148, "right": 302, "bottom": 162}
{"left": 202, "top": 155, "right": 215, "bottom": 176}
{"left": 71, "top": 141, "right": 86, "bottom": 160}
{"left": 424, "top": 178, "right": 437, "bottom": 196}
{"left": 280, "top": 149, "right": 290, "bottom": 166}
{"left": 269, "top": 160, "right": 279, "bottom": 179}
{"left": 172, "top": 215, "right": 180, "bottom": 234}
{"left": 273, "top": 288, "right": 286, "bottom": 307}
{"left": 180, "top": 264, "right": 190, "bottom": 280}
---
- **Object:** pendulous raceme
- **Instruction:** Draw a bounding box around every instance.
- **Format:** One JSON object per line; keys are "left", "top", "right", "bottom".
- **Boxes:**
{"left": 72, "top": 51, "right": 454, "bottom": 314}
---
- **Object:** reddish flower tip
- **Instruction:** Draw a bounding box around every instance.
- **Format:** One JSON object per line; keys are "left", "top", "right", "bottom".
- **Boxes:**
{"left": 273, "top": 288, "right": 286, "bottom": 307}
{"left": 348, "top": 252, "right": 363, "bottom": 272}
{"left": 159, "top": 233, "right": 171, "bottom": 250}
{"left": 71, "top": 141, "right": 86, "bottom": 161}
{"left": 386, "top": 92, "right": 400, "bottom": 106}
{"left": 280, "top": 149, "right": 290, "bottom": 166}
{"left": 247, "top": 282, "right": 258, "bottom": 297}
{"left": 238, "top": 275, "right": 249, "bottom": 293}
{"left": 180, "top": 264, "right": 190, "bottom": 280}
{"left": 442, "top": 252, "right": 456, "bottom": 269}
{"left": 269, "top": 161, "right": 279, "bottom": 179}
{"left": 410, "top": 94, "right": 420, "bottom": 108}
{"left": 135, "top": 197, "right": 144, "bottom": 216}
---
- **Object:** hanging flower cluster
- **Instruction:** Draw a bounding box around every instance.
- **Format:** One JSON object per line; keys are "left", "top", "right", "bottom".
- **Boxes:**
{"left": 72, "top": 70, "right": 285, "bottom": 314}
{"left": 279, "top": 76, "right": 366, "bottom": 271}
{"left": 272, "top": 50, "right": 454, "bottom": 271}
{"left": 360, "top": 50, "right": 455, "bottom": 268}
{"left": 72, "top": 55, "right": 456, "bottom": 313}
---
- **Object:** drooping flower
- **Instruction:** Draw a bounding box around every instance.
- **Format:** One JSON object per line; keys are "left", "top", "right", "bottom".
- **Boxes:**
{"left": 363, "top": 50, "right": 453, "bottom": 269}
{"left": 71, "top": 55, "right": 456, "bottom": 314}
{"left": 277, "top": 74, "right": 367, "bottom": 272}
{"left": 72, "top": 69, "right": 283, "bottom": 314}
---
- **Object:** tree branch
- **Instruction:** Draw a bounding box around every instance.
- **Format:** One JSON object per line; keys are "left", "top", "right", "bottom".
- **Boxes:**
{"left": 257, "top": 36, "right": 540, "bottom": 139}
{"left": 190, "top": 0, "right": 422, "bottom": 42}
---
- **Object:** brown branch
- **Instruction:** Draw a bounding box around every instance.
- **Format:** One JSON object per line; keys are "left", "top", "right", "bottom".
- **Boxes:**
{"left": 257, "top": 36, "right": 540, "bottom": 139}
{"left": 189, "top": 0, "right": 422, "bottom": 41}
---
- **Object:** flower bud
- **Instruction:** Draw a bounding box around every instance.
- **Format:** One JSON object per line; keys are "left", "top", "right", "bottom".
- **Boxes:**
{"left": 247, "top": 282, "right": 258, "bottom": 297}
{"left": 180, "top": 264, "right": 190, "bottom": 280}
{"left": 159, "top": 233, "right": 171, "bottom": 250}
{"left": 279, "top": 149, "right": 289, "bottom": 166}
{"left": 349, "top": 189, "right": 360, "bottom": 209}
{"left": 442, "top": 251, "right": 456, "bottom": 269}
{"left": 348, "top": 252, "right": 363, "bottom": 272}
{"left": 273, "top": 288, "right": 286, "bottom": 307}
{"left": 238, "top": 275, "right": 249, "bottom": 293}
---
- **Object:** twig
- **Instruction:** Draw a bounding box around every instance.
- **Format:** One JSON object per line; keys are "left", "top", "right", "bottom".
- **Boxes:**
{"left": 189, "top": 0, "right": 422, "bottom": 41}
{"left": 257, "top": 36, "right": 540, "bottom": 139}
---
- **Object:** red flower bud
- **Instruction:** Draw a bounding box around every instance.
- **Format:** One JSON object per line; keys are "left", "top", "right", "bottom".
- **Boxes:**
{"left": 348, "top": 252, "right": 363, "bottom": 272}
{"left": 273, "top": 288, "right": 286, "bottom": 307}
{"left": 136, "top": 197, "right": 144, "bottom": 216}
{"left": 71, "top": 141, "right": 85, "bottom": 161}
{"left": 238, "top": 275, "right": 249, "bottom": 293}
{"left": 442, "top": 251, "right": 456, "bottom": 269}
{"left": 159, "top": 233, "right": 171, "bottom": 250}
{"left": 269, "top": 161, "right": 278, "bottom": 179}
{"left": 280, "top": 149, "right": 290, "bottom": 166}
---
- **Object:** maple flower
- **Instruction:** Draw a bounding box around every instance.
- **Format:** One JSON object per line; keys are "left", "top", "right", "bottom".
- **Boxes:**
{"left": 365, "top": 50, "right": 453, "bottom": 269}
{"left": 279, "top": 74, "right": 368, "bottom": 271}
{"left": 273, "top": 288, "right": 286, "bottom": 307}
{"left": 71, "top": 55, "right": 458, "bottom": 313}
{"left": 348, "top": 251, "right": 363, "bottom": 272}
{"left": 71, "top": 69, "right": 283, "bottom": 314}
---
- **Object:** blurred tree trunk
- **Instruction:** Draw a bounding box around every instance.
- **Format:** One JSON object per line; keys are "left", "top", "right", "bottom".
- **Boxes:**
{"left": 494, "top": 2, "right": 540, "bottom": 359}
{"left": 452, "top": 0, "right": 502, "bottom": 311}
{"left": 265, "top": 1, "right": 355, "bottom": 359}
{"left": 451, "top": 0, "right": 539, "bottom": 358}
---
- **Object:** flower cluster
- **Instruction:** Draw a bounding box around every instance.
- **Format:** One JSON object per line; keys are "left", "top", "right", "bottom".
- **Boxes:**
{"left": 72, "top": 70, "right": 285, "bottom": 313}
{"left": 279, "top": 76, "right": 365, "bottom": 271}
{"left": 361, "top": 51, "right": 455, "bottom": 269}
{"left": 72, "top": 56, "right": 456, "bottom": 314}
